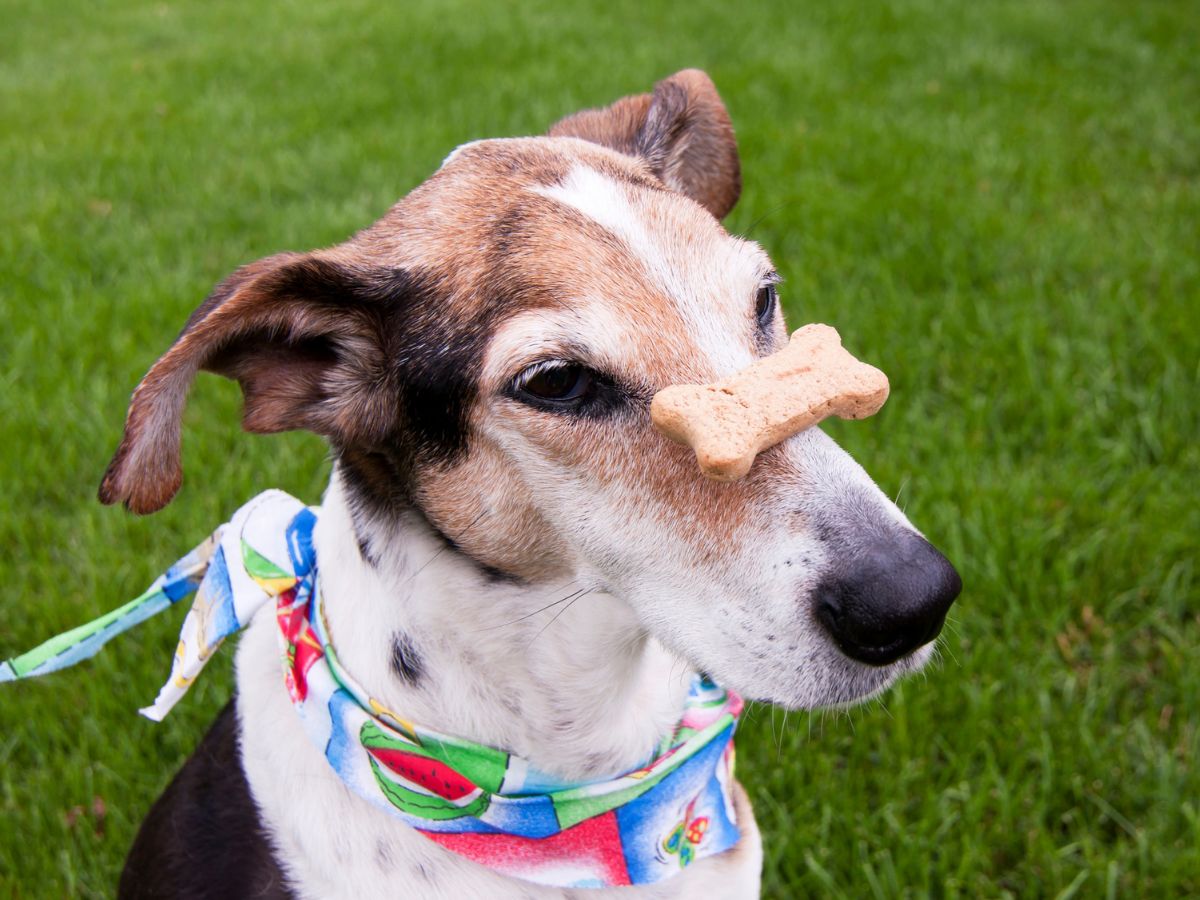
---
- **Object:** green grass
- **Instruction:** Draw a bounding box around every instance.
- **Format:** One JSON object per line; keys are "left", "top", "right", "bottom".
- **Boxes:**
{"left": 1, "top": 0, "right": 1197, "bottom": 896}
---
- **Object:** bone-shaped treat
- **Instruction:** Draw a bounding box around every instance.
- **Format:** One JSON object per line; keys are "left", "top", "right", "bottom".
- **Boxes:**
{"left": 651, "top": 324, "right": 890, "bottom": 481}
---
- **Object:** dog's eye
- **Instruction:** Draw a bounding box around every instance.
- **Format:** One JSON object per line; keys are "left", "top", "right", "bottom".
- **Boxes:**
{"left": 515, "top": 362, "right": 593, "bottom": 404}
{"left": 755, "top": 283, "right": 778, "bottom": 326}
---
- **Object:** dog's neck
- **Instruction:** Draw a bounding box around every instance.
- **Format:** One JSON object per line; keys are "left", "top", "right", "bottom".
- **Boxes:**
{"left": 315, "top": 471, "right": 694, "bottom": 781}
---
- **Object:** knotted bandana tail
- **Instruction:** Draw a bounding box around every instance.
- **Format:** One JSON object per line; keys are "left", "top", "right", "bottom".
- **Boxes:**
{"left": 1, "top": 490, "right": 743, "bottom": 889}
{"left": 0, "top": 531, "right": 219, "bottom": 686}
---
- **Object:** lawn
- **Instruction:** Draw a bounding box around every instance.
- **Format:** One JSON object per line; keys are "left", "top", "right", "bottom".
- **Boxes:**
{"left": 1, "top": 0, "right": 1197, "bottom": 896}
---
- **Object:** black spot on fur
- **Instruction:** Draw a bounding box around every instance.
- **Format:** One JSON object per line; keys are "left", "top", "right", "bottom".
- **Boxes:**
{"left": 478, "top": 562, "right": 523, "bottom": 585}
{"left": 390, "top": 631, "right": 425, "bottom": 686}
{"left": 368, "top": 267, "right": 488, "bottom": 467}
{"left": 352, "top": 517, "right": 380, "bottom": 568}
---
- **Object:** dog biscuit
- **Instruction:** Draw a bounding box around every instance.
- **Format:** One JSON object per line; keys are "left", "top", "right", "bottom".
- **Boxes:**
{"left": 651, "top": 324, "right": 889, "bottom": 480}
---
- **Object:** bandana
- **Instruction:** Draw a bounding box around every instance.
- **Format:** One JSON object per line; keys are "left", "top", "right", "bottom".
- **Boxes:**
{"left": 2, "top": 490, "right": 743, "bottom": 888}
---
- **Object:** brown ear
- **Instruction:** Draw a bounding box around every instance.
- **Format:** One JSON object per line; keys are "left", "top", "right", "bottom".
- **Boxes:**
{"left": 99, "top": 251, "right": 406, "bottom": 514}
{"left": 549, "top": 68, "right": 742, "bottom": 219}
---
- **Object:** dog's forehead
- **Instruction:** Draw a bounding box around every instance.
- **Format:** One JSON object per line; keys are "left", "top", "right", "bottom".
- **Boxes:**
{"left": 529, "top": 163, "right": 768, "bottom": 375}
{"left": 403, "top": 137, "right": 771, "bottom": 383}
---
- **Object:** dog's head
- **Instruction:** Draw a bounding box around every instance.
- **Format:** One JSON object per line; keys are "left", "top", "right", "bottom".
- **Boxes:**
{"left": 100, "top": 70, "right": 959, "bottom": 709}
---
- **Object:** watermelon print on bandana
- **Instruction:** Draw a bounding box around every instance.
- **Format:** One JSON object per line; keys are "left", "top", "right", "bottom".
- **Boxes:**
{"left": 1, "top": 491, "right": 744, "bottom": 889}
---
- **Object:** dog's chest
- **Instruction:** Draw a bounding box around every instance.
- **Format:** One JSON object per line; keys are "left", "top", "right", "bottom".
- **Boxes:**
{"left": 234, "top": 605, "right": 763, "bottom": 899}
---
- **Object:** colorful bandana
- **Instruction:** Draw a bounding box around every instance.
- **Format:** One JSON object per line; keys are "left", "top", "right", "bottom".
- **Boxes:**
{"left": 2, "top": 490, "right": 743, "bottom": 889}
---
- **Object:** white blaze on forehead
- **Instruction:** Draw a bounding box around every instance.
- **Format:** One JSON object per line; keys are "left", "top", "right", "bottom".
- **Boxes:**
{"left": 533, "top": 164, "right": 768, "bottom": 377}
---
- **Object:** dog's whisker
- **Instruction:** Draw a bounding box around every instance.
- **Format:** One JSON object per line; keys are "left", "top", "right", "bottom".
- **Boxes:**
{"left": 404, "top": 509, "right": 490, "bottom": 584}
{"left": 941, "top": 611, "right": 964, "bottom": 632}
{"left": 742, "top": 700, "right": 761, "bottom": 724}
{"left": 523, "top": 589, "right": 594, "bottom": 650}
{"left": 776, "top": 708, "right": 792, "bottom": 760}
{"left": 937, "top": 637, "right": 961, "bottom": 668}
{"left": 474, "top": 586, "right": 585, "bottom": 633}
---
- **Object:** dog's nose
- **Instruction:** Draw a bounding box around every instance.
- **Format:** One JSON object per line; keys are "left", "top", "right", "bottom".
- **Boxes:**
{"left": 815, "top": 531, "right": 961, "bottom": 666}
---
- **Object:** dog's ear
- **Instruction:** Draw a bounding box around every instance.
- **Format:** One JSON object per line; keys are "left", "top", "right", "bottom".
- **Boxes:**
{"left": 549, "top": 68, "right": 741, "bottom": 219}
{"left": 99, "top": 251, "right": 408, "bottom": 514}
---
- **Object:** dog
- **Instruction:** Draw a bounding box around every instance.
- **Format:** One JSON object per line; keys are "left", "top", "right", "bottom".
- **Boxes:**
{"left": 100, "top": 69, "right": 961, "bottom": 898}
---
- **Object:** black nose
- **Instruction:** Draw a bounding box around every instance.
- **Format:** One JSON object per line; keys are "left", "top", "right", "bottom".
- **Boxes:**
{"left": 815, "top": 531, "right": 961, "bottom": 666}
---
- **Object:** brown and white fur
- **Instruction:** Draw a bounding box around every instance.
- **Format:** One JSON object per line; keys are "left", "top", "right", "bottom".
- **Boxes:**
{"left": 103, "top": 70, "right": 960, "bottom": 899}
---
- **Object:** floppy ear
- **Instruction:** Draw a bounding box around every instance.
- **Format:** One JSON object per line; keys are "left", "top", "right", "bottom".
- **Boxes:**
{"left": 549, "top": 68, "right": 742, "bottom": 219}
{"left": 99, "top": 251, "right": 408, "bottom": 514}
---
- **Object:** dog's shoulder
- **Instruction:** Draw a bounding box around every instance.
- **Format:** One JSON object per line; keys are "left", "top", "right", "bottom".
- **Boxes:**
{"left": 119, "top": 699, "right": 294, "bottom": 900}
